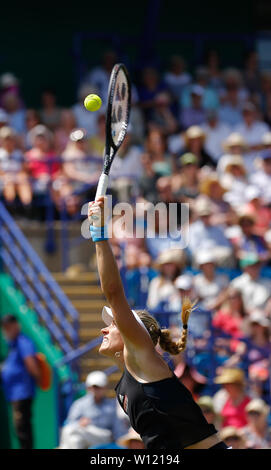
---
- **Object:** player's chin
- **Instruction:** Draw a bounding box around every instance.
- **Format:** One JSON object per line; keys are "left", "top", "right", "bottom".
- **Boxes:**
{"left": 99, "top": 341, "right": 112, "bottom": 357}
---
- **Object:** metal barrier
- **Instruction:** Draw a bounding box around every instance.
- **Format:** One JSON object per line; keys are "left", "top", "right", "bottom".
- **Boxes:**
{"left": 0, "top": 201, "right": 79, "bottom": 353}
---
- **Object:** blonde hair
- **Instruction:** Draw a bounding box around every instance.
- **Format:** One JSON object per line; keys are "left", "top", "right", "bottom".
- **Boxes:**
{"left": 136, "top": 297, "right": 195, "bottom": 355}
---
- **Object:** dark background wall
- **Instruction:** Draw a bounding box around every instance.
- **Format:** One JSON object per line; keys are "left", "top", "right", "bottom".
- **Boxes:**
{"left": 0, "top": 1, "right": 263, "bottom": 107}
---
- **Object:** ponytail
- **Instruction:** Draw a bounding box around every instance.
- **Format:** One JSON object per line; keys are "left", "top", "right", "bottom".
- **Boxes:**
{"left": 159, "top": 297, "right": 195, "bottom": 355}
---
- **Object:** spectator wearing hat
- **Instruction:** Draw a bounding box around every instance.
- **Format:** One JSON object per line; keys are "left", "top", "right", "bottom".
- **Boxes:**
{"left": 0, "top": 126, "right": 32, "bottom": 208}
{"left": 250, "top": 149, "right": 271, "bottom": 205}
{"left": 201, "top": 110, "right": 231, "bottom": 163}
{"left": 220, "top": 155, "right": 248, "bottom": 210}
{"left": 24, "top": 124, "right": 59, "bottom": 195}
{"left": 147, "top": 249, "right": 185, "bottom": 315}
{"left": 242, "top": 399, "right": 271, "bottom": 448}
{"left": 193, "top": 250, "right": 229, "bottom": 310}
{"left": 23, "top": 109, "right": 42, "bottom": 150}
{"left": 230, "top": 253, "right": 271, "bottom": 311}
{"left": 219, "top": 426, "right": 247, "bottom": 449}
{"left": 199, "top": 173, "right": 231, "bottom": 225}
{"left": 231, "top": 210, "right": 269, "bottom": 263}
{"left": 59, "top": 371, "right": 126, "bottom": 449}
{"left": 54, "top": 109, "right": 77, "bottom": 154}
{"left": 179, "top": 85, "right": 207, "bottom": 130}
{"left": 180, "top": 67, "right": 219, "bottom": 111}
{"left": 164, "top": 55, "right": 192, "bottom": 107}
{"left": 53, "top": 128, "right": 102, "bottom": 214}
{"left": 2, "top": 91, "right": 26, "bottom": 135}
{"left": 147, "top": 91, "right": 178, "bottom": 136}
{"left": 234, "top": 102, "right": 269, "bottom": 173}
{"left": 183, "top": 126, "right": 215, "bottom": 167}
{"left": 214, "top": 368, "right": 251, "bottom": 429}
{"left": 171, "top": 153, "right": 200, "bottom": 201}
{"left": 171, "top": 274, "right": 196, "bottom": 325}
{"left": 189, "top": 196, "right": 233, "bottom": 267}
{"left": 217, "top": 132, "right": 247, "bottom": 175}
{"left": 197, "top": 396, "right": 221, "bottom": 429}
{"left": 117, "top": 427, "right": 145, "bottom": 449}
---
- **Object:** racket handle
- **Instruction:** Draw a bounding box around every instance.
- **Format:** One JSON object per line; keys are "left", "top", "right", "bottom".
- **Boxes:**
{"left": 95, "top": 173, "right": 109, "bottom": 200}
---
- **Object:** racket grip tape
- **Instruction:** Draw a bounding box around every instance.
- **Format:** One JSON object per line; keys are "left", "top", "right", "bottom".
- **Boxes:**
{"left": 95, "top": 173, "right": 109, "bottom": 200}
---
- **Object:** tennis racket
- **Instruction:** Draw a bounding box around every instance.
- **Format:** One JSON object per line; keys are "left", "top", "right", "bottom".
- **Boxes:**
{"left": 94, "top": 63, "right": 131, "bottom": 201}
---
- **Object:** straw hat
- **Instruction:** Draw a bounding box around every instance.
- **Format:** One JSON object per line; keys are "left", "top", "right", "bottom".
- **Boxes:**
{"left": 262, "top": 132, "right": 271, "bottom": 146}
{"left": 219, "top": 426, "right": 245, "bottom": 442}
{"left": 214, "top": 368, "right": 245, "bottom": 385}
{"left": 117, "top": 428, "right": 143, "bottom": 448}
{"left": 194, "top": 197, "right": 212, "bottom": 216}
{"left": 222, "top": 133, "right": 247, "bottom": 152}
{"left": 155, "top": 248, "right": 185, "bottom": 269}
{"left": 184, "top": 125, "right": 206, "bottom": 144}
{"left": 224, "top": 155, "right": 246, "bottom": 174}
{"left": 0, "top": 125, "right": 16, "bottom": 139}
{"left": 200, "top": 174, "right": 226, "bottom": 196}
{"left": 246, "top": 398, "right": 270, "bottom": 416}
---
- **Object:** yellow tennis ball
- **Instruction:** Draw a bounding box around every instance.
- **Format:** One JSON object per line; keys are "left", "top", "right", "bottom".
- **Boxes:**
{"left": 84, "top": 94, "right": 102, "bottom": 112}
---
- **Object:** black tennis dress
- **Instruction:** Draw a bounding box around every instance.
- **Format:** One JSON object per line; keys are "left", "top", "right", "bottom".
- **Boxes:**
{"left": 115, "top": 366, "right": 222, "bottom": 449}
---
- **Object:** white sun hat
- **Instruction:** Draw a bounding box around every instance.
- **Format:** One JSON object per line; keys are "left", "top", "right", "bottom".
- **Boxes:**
{"left": 102, "top": 306, "right": 149, "bottom": 335}
{"left": 85, "top": 370, "right": 108, "bottom": 388}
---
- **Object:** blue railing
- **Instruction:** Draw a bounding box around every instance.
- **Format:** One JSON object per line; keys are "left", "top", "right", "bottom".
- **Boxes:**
{"left": 0, "top": 201, "right": 79, "bottom": 354}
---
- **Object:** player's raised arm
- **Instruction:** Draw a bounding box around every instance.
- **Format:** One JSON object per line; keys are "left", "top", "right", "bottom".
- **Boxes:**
{"left": 88, "top": 197, "right": 153, "bottom": 349}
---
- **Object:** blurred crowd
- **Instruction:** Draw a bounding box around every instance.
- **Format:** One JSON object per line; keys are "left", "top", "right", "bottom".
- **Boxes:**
{"left": 1, "top": 48, "right": 271, "bottom": 448}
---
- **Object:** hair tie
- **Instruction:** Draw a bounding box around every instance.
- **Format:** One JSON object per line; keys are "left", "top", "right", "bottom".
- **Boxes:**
{"left": 183, "top": 324, "right": 188, "bottom": 330}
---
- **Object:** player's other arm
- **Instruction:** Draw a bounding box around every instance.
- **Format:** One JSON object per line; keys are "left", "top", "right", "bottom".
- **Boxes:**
{"left": 89, "top": 198, "right": 153, "bottom": 350}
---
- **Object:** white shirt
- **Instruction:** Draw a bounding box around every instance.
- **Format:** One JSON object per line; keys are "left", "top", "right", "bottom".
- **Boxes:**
{"left": 110, "top": 145, "right": 143, "bottom": 180}
{"left": 231, "top": 272, "right": 271, "bottom": 310}
{"left": 0, "top": 148, "right": 23, "bottom": 173}
{"left": 201, "top": 122, "right": 231, "bottom": 162}
{"left": 147, "top": 276, "right": 180, "bottom": 312}
{"left": 249, "top": 170, "right": 271, "bottom": 204}
{"left": 189, "top": 220, "right": 232, "bottom": 257}
{"left": 194, "top": 273, "right": 229, "bottom": 309}
{"left": 234, "top": 121, "right": 269, "bottom": 173}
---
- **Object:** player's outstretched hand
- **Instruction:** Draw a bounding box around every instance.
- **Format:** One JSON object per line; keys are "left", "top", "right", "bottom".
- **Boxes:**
{"left": 88, "top": 196, "right": 107, "bottom": 227}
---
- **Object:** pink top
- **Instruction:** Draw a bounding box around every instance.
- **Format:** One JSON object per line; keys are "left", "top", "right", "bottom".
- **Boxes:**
{"left": 221, "top": 395, "right": 251, "bottom": 428}
{"left": 25, "top": 149, "right": 60, "bottom": 179}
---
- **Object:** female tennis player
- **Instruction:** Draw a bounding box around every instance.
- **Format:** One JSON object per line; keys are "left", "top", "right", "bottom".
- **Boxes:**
{"left": 88, "top": 197, "right": 228, "bottom": 449}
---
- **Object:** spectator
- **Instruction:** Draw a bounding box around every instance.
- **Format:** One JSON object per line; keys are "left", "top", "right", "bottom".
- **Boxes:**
{"left": 242, "top": 399, "right": 271, "bottom": 449}
{"left": 193, "top": 250, "right": 229, "bottom": 310}
{"left": 201, "top": 110, "right": 231, "bottom": 162}
{"left": 220, "top": 155, "right": 248, "bottom": 210}
{"left": 147, "top": 248, "right": 185, "bottom": 314}
{"left": 199, "top": 173, "right": 231, "bottom": 225}
{"left": 230, "top": 254, "right": 271, "bottom": 311}
{"left": 212, "top": 287, "right": 247, "bottom": 338}
{"left": 59, "top": 371, "right": 126, "bottom": 449}
{"left": 0, "top": 126, "right": 32, "bottom": 208}
{"left": 181, "top": 67, "right": 219, "bottom": 110}
{"left": 189, "top": 196, "right": 233, "bottom": 267}
{"left": 24, "top": 109, "right": 41, "bottom": 150}
{"left": 54, "top": 109, "right": 77, "bottom": 154}
{"left": 180, "top": 126, "right": 215, "bottom": 168}
{"left": 40, "top": 88, "right": 62, "bottom": 131}
{"left": 171, "top": 152, "right": 200, "bottom": 201}
{"left": 148, "top": 91, "right": 178, "bottom": 136}
{"left": 174, "top": 273, "right": 196, "bottom": 307}
{"left": 0, "top": 108, "right": 9, "bottom": 128}
{"left": 250, "top": 149, "right": 271, "bottom": 205}
{"left": 218, "top": 68, "right": 248, "bottom": 127}
{"left": 219, "top": 426, "right": 247, "bottom": 449}
{"left": 85, "top": 50, "right": 117, "bottom": 103}
{"left": 2, "top": 91, "right": 26, "bottom": 135}
{"left": 24, "top": 124, "right": 59, "bottom": 195}
{"left": 0, "top": 315, "right": 41, "bottom": 449}
{"left": 217, "top": 132, "right": 247, "bottom": 175}
{"left": 243, "top": 51, "right": 261, "bottom": 95}
{"left": 197, "top": 396, "right": 221, "bottom": 429}
{"left": 138, "top": 67, "right": 167, "bottom": 123}
{"left": 242, "top": 185, "right": 271, "bottom": 237}
{"left": 164, "top": 55, "right": 192, "bottom": 103}
{"left": 232, "top": 210, "right": 269, "bottom": 262}
{"left": 214, "top": 368, "right": 251, "bottom": 428}
{"left": 54, "top": 128, "right": 101, "bottom": 213}
{"left": 205, "top": 49, "right": 223, "bottom": 90}
{"left": 234, "top": 102, "right": 269, "bottom": 173}
{"left": 88, "top": 113, "right": 106, "bottom": 159}
{"left": 117, "top": 428, "right": 145, "bottom": 449}
{"left": 179, "top": 85, "right": 206, "bottom": 129}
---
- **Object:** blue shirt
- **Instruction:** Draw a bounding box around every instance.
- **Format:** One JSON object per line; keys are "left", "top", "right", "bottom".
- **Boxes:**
{"left": 1, "top": 333, "right": 36, "bottom": 402}
{"left": 66, "top": 393, "right": 126, "bottom": 440}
